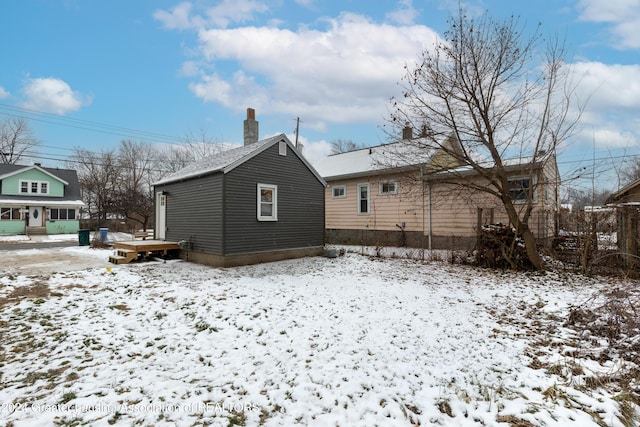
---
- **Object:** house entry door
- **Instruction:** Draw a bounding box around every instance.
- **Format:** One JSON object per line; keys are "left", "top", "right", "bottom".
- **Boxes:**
{"left": 156, "top": 192, "right": 166, "bottom": 240}
{"left": 29, "top": 207, "right": 43, "bottom": 227}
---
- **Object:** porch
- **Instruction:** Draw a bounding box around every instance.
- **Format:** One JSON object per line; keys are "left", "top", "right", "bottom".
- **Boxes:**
{"left": 109, "top": 240, "right": 180, "bottom": 264}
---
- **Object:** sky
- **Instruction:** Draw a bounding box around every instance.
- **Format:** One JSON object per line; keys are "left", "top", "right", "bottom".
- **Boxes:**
{"left": 1, "top": 0, "right": 639, "bottom": 192}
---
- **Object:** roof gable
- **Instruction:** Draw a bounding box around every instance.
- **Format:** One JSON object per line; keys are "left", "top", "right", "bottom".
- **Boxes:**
{"left": 607, "top": 178, "right": 640, "bottom": 204}
{"left": 0, "top": 164, "right": 69, "bottom": 185}
{"left": 154, "top": 134, "right": 326, "bottom": 187}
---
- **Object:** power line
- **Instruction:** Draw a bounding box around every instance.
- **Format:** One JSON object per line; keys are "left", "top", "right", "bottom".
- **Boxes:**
{"left": 0, "top": 103, "right": 188, "bottom": 145}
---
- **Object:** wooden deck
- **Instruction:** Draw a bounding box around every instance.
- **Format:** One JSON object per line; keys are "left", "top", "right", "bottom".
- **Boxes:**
{"left": 109, "top": 240, "right": 180, "bottom": 264}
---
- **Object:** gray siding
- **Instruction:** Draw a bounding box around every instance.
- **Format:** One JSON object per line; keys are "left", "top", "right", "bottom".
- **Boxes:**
{"left": 224, "top": 144, "right": 325, "bottom": 255}
{"left": 155, "top": 173, "right": 224, "bottom": 254}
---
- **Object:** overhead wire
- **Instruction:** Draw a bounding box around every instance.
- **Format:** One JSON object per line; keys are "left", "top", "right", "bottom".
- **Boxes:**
{"left": 1, "top": 102, "right": 639, "bottom": 189}
{"left": 0, "top": 103, "right": 188, "bottom": 145}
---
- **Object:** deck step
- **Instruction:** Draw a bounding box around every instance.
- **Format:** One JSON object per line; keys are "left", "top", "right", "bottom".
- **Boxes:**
{"left": 110, "top": 248, "right": 139, "bottom": 264}
{"left": 117, "top": 249, "right": 136, "bottom": 255}
{"left": 109, "top": 255, "right": 128, "bottom": 264}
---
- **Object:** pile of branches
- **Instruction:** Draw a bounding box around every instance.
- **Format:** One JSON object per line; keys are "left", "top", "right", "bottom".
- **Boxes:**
{"left": 566, "top": 283, "right": 640, "bottom": 364}
{"left": 565, "top": 282, "right": 640, "bottom": 391}
{"left": 474, "top": 223, "right": 535, "bottom": 270}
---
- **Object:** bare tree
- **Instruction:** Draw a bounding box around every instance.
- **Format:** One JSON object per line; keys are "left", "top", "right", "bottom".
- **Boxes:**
{"left": 114, "top": 140, "right": 156, "bottom": 231}
{"left": 0, "top": 117, "right": 40, "bottom": 164}
{"left": 71, "top": 148, "right": 120, "bottom": 224}
{"left": 155, "top": 129, "right": 228, "bottom": 173}
{"left": 330, "top": 139, "right": 364, "bottom": 154}
{"left": 389, "top": 10, "right": 581, "bottom": 269}
{"left": 619, "top": 155, "right": 640, "bottom": 187}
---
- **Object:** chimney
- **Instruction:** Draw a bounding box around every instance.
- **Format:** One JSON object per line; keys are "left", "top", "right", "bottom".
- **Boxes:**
{"left": 402, "top": 124, "right": 413, "bottom": 140}
{"left": 34, "top": 162, "right": 42, "bottom": 167}
{"left": 243, "top": 107, "right": 259, "bottom": 145}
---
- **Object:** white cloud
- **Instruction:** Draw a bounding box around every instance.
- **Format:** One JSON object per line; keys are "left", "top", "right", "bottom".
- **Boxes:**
{"left": 154, "top": 0, "right": 269, "bottom": 30}
{"left": 187, "top": 12, "right": 438, "bottom": 128}
{"left": 284, "top": 133, "right": 331, "bottom": 165}
{"left": 204, "top": 0, "right": 269, "bottom": 28}
{"left": 0, "top": 86, "right": 9, "bottom": 98}
{"left": 21, "top": 77, "right": 91, "bottom": 115}
{"left": 569, "top": 61, "right": 640, "bottom": 149}
{"left": 573, "top": 61, "right": 640, "bottom": 109}
{"left": 386, "top": 0, "right": 419, "bottom": 25}
{"left": 189, "top": 70, "right": 268, "bottom": 108}
{"left": 154, "top": 2, "right": 199, "bottom": 30}
{"left": 577, "top": 0, "right": 640, "bottom": 49}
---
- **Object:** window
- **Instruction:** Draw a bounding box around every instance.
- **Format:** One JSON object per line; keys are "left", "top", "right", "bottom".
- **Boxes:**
{"left": 358, "top": 183, "right": 369, "bottom": 214}
{"left": 508, "top": 177, "right": 534, "bottom": 202}
{"left": 379, "top": 181, "right": 397, "bottom": 195}
{"left": 279, "top": 141, "right": 287, "bottom": 156}
{"left": 49, "top": 208, "right": 76, "bottom": 221}
{"left": 0, "top": 207, "right": 21, "bottom": 220}
{"left": 332, "top": 185, "right": 346, "bottom": 198}
{"left": 19, "top": 180, "right": 49, "bottom": 194}
{"left": 257, "top": 183, "right": 278, "bottom": 221}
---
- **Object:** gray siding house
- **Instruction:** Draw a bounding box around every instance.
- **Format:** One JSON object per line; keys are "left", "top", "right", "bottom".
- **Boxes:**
{"left": 153, "top": 117, "right": 326, "bottom": 267}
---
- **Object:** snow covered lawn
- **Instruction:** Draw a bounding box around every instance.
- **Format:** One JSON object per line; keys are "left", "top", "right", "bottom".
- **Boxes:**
{"left": 0, "top": 248, "right": 636, "bottom": 426}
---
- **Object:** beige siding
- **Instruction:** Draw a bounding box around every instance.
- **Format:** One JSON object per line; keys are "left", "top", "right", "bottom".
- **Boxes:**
{"left": 326, "top": 163, "right": 557, "bottom": 241}
{"left": 326, "top": 172, "right": 425, "bottom": 232}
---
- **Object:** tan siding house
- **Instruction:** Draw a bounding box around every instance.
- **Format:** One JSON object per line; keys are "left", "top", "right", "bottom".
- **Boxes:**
{"left": 315, "top": 135, "right": 558, "bottom": 250}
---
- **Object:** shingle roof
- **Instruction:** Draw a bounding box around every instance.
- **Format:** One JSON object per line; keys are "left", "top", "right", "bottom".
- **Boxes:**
{"left": 153, "top": 134, "right": 326, "bottom": 186}
{"left": 313, "top": 139, "right": 437, "bottom": 180}
{"left": 0, "top": 163, "right": 83, "bottom": 204}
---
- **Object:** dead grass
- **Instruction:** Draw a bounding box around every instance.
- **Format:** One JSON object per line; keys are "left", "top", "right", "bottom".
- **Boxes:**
{"left": 495, "top": 415, "right": 537, "bottom": 427}
{"left": 0, "top": 281, "right": 50, "bottom": 308}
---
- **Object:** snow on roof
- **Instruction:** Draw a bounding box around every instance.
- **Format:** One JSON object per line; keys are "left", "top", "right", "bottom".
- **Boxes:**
{"left": 313, "top": 140, "right": 436, "bottom": 179}
{"left": 0, "top": 198, "right": 84, "bottom": 207}
{"left": 153, "top": 134, "right": 285, "bottom": 186}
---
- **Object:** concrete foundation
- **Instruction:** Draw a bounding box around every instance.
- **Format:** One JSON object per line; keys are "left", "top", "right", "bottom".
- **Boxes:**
{"left": 325, "top": 229, "right": 477, "bottom": 251}
{"left": 180, "top": 246, "right": 325, "bottom": 268}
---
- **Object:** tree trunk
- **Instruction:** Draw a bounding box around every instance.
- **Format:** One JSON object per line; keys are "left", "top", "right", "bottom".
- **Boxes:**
{"left": 520, "top": 226, "right": 543, "bottom": 270}
{"left": 503, "top": 196, "right": 543, "bottom": 270}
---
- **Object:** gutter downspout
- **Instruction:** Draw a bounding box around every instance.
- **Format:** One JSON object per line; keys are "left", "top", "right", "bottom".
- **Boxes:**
{"left": 427, "top": 181, "right": 432, "bottom": 251}
{"left": 421, "top": 166, "right": 432, "bottom": 251}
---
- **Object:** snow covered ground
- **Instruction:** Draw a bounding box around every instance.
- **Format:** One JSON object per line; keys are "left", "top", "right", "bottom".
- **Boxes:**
{"left": 0, "top": 246, "right": 636, "bottom": 426}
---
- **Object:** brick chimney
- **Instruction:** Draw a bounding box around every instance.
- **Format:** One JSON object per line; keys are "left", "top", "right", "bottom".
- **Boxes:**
{"left": 243, "top": 108, "right": 259, "bottom": 145}
{"left": 402, "top": 125, "right": 413, "bottom": 140}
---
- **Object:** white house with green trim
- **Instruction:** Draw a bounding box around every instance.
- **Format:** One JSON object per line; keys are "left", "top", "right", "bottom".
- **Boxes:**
{"left": 0, "top": 163, "right": 85, "bottom": 235}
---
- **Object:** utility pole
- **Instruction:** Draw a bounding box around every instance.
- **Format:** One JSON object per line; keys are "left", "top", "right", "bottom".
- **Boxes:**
{"left": 294, "top": 117, "right": 300, "bottom": 149}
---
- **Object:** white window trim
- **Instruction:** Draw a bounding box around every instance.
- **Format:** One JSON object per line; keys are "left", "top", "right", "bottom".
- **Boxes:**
{"left": 257, "top": 183, "right": 278, "bottom": 221}
{"left": 19, "top": 180, "right": 50, "bottom": 195}
{"left": 508, "top": 175, "right": 536, "bottom": 203}
{"left": 0, "top": 207, "right": 22, "bottom": 221}
{"left": 379, "top": 180, "right": 398, "bottom": 195}
{"left": 278, "top": 141, "right": 287, "bottom": 156}
{"left": 49, "top": 208, "right": 76, "bottom": 221}
{"left": 357, "top": 183, "right": 369, "bottom": 215}
{"left": 332, "top": 185, "right": 346, "bottom": 199}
